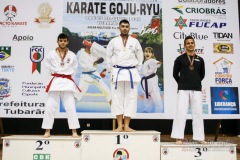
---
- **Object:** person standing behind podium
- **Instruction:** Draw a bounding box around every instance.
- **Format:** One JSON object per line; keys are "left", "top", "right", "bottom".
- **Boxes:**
{"left": 42, "top": 33, "right": 81, "bottom": 138}
{"left": 106, "top": 19, "right": 143, "bottom": 132}
{"left": 171, "top": 36, "right": 206, "bottom": 144}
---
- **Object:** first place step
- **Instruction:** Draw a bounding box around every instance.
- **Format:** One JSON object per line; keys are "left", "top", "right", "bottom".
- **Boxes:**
{"left": 81, "top": 130, "right": 161, "bottom": 160}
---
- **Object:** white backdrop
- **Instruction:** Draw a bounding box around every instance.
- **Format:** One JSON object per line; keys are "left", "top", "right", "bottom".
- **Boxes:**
{"left": 0, "top": 0, "right": 239, "bottom": 119}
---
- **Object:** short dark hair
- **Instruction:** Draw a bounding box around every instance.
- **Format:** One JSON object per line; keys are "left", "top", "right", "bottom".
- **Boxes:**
{"left": 119, "top": 19, "right": 129, "bottom": 26}
{"left": 57, "top": 33, "right": 68, "bottom": 41}
{"left": 184, "top": 35, "right": 194, "bottom": 45}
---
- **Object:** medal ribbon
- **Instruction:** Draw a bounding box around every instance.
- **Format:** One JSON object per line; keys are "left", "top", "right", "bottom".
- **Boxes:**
{"left": 187, "top": 54, "right": 195, "bottom": 67}
{"left": 56, "top": 48, "right": 68, "bottom": 65}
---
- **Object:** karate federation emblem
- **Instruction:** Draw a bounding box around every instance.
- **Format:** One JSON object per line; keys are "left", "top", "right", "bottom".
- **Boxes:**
{"left": 174, "top": 16, "right": 187, "bottom": 30}
{"left": 162, "top": 148, "right": 169, "bottom": 155}
{"left": 229, "top": 147, "right": 235, "bottom": 154}
{"left": 113, "top": 148, "right": 129, "bottom": 160}
{"left": 74, "top": 141, "right": 81, "bottom": 148}
{"left": 0, "top": 46, "right": 11, "bottom": 61}
{"left": 83, "top": 135, "right": 90, "bottom": 142}
{"left": 0, "top": 78, "right": 11, "bottom": 99}
{"left": 30, "top": 46, "right": 44, "bottom": 74}
{"left": 4, "top": 140, "right": 11, "bottom": 147}
{"left": 152, "top": 135, "right": 159, "bottom": 142}
{"left": 35, "top": 2, "right": 55, "bottom": 24}
{"left": 4, "top": 5, "right": 17, "bottom": 22}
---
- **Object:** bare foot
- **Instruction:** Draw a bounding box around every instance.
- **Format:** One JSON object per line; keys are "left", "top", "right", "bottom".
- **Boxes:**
{"left": 113, "top": 126, "right": 123, "bottom": 132}
{"left": 72, "top": 133, "right": 80, "bottom": 138}
{"left": 124, "top": 127, "right": 135, "bottom": 132}
{"left": 43, "top": 129, "right": 50, "bottom": 138}
{"left": 72, "top": 129, "right": 79, "bottom": 138}
{"left": 196, "top": 140, "right": 207, "bottom": 144}
{"left": 176, "top": 139, "right": 183, "bottom": 145}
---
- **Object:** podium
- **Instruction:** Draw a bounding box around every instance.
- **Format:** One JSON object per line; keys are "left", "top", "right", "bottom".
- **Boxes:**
{"left": 1, "top": 135, "right": 81, "bottom": 160}
{"left": 1, "top": 132, "right": 238, "bottom": 160}
{"left": 161, "top": 142, "right": 237, "bottom": 160}
{"left": 81, "top": 130, "right": 160, "bottom": 160}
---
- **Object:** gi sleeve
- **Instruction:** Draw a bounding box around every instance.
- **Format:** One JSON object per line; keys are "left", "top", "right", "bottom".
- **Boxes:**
{"left": 135, "top": 40, "right": 144, "bottom": 70}
{"left": 106, "top": 39, "right": 114, "bottom": 72}
{"left": 72, "top": 53, "right": 78, "bottom": 78}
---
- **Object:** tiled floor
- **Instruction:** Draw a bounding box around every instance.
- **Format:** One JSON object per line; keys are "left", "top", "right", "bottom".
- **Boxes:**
{"left": 0, "top": 134, "right": 239, "bottom": 160}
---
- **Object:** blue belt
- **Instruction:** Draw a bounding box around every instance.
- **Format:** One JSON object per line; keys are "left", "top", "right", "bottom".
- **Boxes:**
{"left": 141, "top": 73, "right": 156, "bottom": 99}
{"left": 82, "top": 70, "right": 101, "bottom": 81}
{"left": 113, "top": 65, "right": 135, "bottom": 89}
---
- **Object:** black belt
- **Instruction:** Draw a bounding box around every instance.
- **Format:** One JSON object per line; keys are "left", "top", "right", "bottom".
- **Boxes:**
{"left": 141, "top": 73, "right": 156, "bottom": 99}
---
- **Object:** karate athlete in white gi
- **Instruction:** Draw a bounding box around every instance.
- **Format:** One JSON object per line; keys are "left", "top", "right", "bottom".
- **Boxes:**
{"left": 141, "top": 47, "right": 163, "bottom": 113}
{"left": 106, "top": 19, "right": 143, "bottom": 132}
{"left": 171, "top": 36, "right": 206, "bottom": 144}
{"left": 42, "top": 33, "right": 81, "bottom": 138}
{"left": 74, "top": 40, "right": 111, "bottom": 104}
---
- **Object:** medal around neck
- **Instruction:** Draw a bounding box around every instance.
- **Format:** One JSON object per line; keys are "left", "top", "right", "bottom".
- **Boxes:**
{"left": 189, "top": 65, "right": 194, "bottom": 70}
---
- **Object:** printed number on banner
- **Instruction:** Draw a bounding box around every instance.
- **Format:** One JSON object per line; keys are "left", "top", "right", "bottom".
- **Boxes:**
{"left": 194, "top": 147, "right": 207, "bottom": 157}
{"left": 36, "top": 140, "right": 50, "bottom": 150}
{"left": 116, "top": 135, "right": 129, "bottom": 144}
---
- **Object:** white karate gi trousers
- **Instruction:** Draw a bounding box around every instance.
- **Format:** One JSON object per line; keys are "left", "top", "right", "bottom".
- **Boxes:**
{"left": 42, "top": 91, "right": 80, "bottom": 129}
{"left": 111, "top": 81, "right": 138, "bottom": 117}
{"left": 171, "top": 90, "right": 205, "bottom": 140}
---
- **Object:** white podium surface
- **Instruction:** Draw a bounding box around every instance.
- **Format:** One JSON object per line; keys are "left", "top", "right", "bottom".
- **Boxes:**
{"left": 81, "top": 130, "right": 160, "bottom": 160}
{"left": 1, "top": 135, "right": 81, "bottom": 160}
{"left": 161, "top": 142, "right": 237, "bottom": 160}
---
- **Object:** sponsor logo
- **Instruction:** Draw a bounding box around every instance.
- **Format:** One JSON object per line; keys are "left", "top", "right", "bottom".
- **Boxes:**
{"left": 174, "top": 17, "right": 226, "bottom": 29}
{"left": 13, "top": 34, "right": 34, "bottom": 41}
{"left": 178, "top": 0, "right": 226, "bottom": 5}
{"left": 213, "top": 32, "right": 233, "bottom": 41}
{"left": 0, "top": 47, "right": 11, "bottom": 61}
{"left": 173, "top": 32, "right": 208, "bottom": 40}
{"left": 189, "top": 19, "right": 226, "bottom": 28}
{"left": 213, "top": 43, "right": 233, "bottom": 54}
{"left": 35, "top": 3, "right": 55, "bottom": 25}
{"left": 172, "top": 6, "right": 226, "bottom": 19}
{"left": 30, "top": 46, "right": 44, "bottom": 74}
{"left": 213, "top": 57, "right": 233, "bottom": 84}
{"left": 177, "top": 44, "right": 204, "bottom": 54}
{"left": 210, "top": 87, "right": 239, "bottom": 114}
{"left": 0, "top": 5, "right": 27, "bottom": 27}
{"left": 0, "top": 78, "right": 11, "bottom": 100}
{"left": 113, "top": 148, "right": 129, "bottom": 160}
{"left": 172, "top": 6, "right": 184, "bottom": 14}
{"left": 1, "top": 65, "right": 15, "bottom": 72}
{"left": 174, "top": 16, "right": 187, "bottom": 30}
{"left": 22, "top": 82, "right": 45, "bottom": 96}
{"left": 33, "top": 154, "right": 51, "bottom": 160}
{"left": 173, "top": 6, "right": 226, "bottom": 15}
